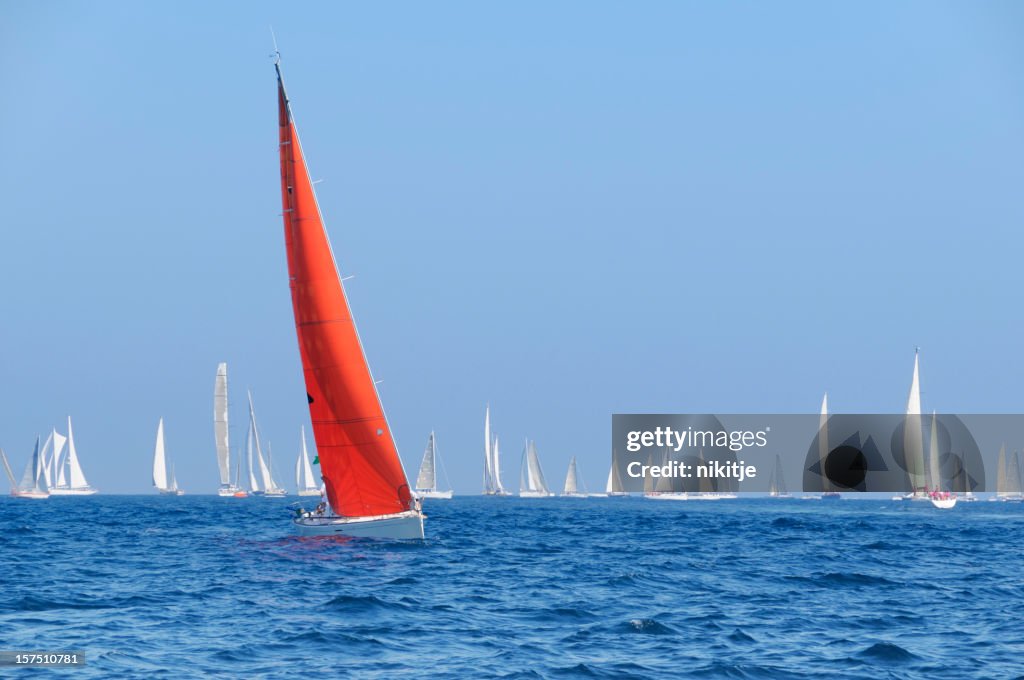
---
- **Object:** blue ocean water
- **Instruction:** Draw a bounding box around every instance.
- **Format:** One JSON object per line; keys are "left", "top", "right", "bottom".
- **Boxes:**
{"left": 1, "top": 496, "right": 1022, "bottom": 678}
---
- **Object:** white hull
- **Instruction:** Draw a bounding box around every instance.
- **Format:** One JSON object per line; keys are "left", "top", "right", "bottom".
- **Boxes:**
{"left": 158, "top": 489, "right": 185, "bottom": 496}
{"left": 48, "top": 487, "right": 98, "bottom": 496}
{"left": 645, "top": 492, "right": 689, "bottom": 501}
{"left": 606, "top": 492, "right": 629, "bottom": 497}
{"left": 694, "top": 493, "right": 736, "bottom": 500}
{"left": 218, "top": 486, "right": 242, "bottom": 497}
{"left": 416, "top": 490, "right": 453, "bottom": 499}
{"left": 519, "top": 491, "right": 555, "bottom": 498}
{"left": 12, "top": 491, "right": 49, "bottom": 499}
{"left": 930, "top": 497, "right": 957, "bottom": 509}
{"left": 263, "top": 490, "right": 287, "bottom": 498}
{"left": 297, "top": 489, "right": 322, "bottom": 497}
{"left": 482, "top": 491, "right": 513, "bottom": 496}
{"left": 293, "top": 510, "right": 425, "bottom": 539}
{"left": 561, "top": 492, "right": 587, "bottom": 498}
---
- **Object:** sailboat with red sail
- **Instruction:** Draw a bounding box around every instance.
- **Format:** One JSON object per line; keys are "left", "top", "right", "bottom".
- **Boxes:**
{"left": 277, "top": 56, "right": 424, "bottom": 539}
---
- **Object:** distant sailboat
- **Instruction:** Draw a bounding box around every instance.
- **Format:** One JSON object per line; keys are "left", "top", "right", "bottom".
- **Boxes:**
{"left": 561, "top": 456, "right": 587, "bottom": 497}
{"left": 768, "top": 454, "right": 790, "bottom": 498}
{"left": 602, "top": 451, "right": 628, "bottom": 497}
{"left": 47, "top": 417, "right": 97, "bottom": 495}
{"left": 214, "top": 363, "right": 242, "bottom": 497}
{"left": 482, "top": 406, "right": 511, "bottom": 496}
{"left": 295, "top": 426, "right": 321, "bottom": 496}
{"left": 248, "top": 392, "right": 286, "bottom": 497}
{"left": 153, "top": 418, "right": 184, "bottom": 496}
{"left": 415, "top": 431, "right": 453, "bottom": 499}
{"left": 818, "top": 393, "right": 841, "bottom": 500}
{"left": 899, "top": 350, "right": 929, "bottom": 501}
{"left": 520, "top": 440, "right": 554, "bottom": 497}
{"left": 276, "top": 57, "right": 424, "bottom": 538}
{"left": 15, "top": 437, "right": 49, "bottom": 499}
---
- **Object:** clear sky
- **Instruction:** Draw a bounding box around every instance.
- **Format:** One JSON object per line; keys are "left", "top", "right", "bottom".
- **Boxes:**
{"left": 2, "top": 1, "right": 1023, "bottom": 493}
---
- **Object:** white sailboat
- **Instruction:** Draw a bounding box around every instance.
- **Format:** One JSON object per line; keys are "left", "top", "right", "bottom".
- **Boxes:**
{"left": 561, "top": 456, "right": 587, "bottom": 497}
{"left": 15, "top": 437, "right": 49, "bottom": 499}
{"left": 415, "top": 431, "right": 453, "bottom": 499}
{"left": 48, "top": 417, "right": 97, "bottom": 495}
{"left": 818, "top": 393, "right": 841, "bottom": 500}
{"left": 769, "top": 454, "right": 791, "bottom": 498}
{"left": 482, "top": 406, "right": 510, "bottom": 496}
{"left": 214, "top": 363, "right": 242, "bottom": 497}
{"left": 602, "top": 453, "right": 628, "bottom": 497}
{"left": 897, "top": 349, "right": 929, "bottom": 501}
{"left": 519, "top": 440, "right": 554, "bottom": 497}
{"left": 295, "top": 426, "right": 321, "bottom": 496}
{"left": 248, "top": 392, "right": 286, "bottom": 497}
{"left": 153, "top": 418, "right": 184, "bottom": 495}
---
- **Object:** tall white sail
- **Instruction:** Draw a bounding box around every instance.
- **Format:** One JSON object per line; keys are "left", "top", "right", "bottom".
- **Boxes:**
{"left": 521, "top": 440, "right": 551, "bottom": 495}
{"left": 300, "top": 427, "right": 316, "bottom": 490}
{"left": 483, "top": 406, "right": 494, "bottom": 493}
{"left": 38, "top": 432, "right": 54, "bottom": 489}
{"left": 170, "top": 464, "right": 179, "bottom": 492}
{"left": 248, "top": 392, "right": 276, "bottom": 492}
{"left": 52, "top": 430, "right": 68, "bottom": 488}
{"left": 19, "top": 438, "right": 40, "bottom": 492}
{"left": 563, "top": 456, "right": 584, "bottom": 495}
{"left": 903, "top": 350, "right": 926, "bottom": 495}
{"left": 416, "top": 432, "right": 437, "bottom": 491}
{"left": 606, "top": 466, "right": 614, "bottom": 493}
{"left": 153, "top": 418, "right": 168, "bottom": 490}
{"left": 246, "top": 427, "right": 260, "bottom": 493}
{"left": 492, "top": 436, "right": 505, "bottom": 493}
{"left": 214, "top": 363, "right": 231, "bottom": 486}
{"left": 66, "top": 417, "right": 90, "bottom": 489}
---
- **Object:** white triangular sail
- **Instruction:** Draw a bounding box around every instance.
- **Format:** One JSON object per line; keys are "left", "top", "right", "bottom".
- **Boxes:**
{"left": 248, "top": 392, "right": 275, "bottom": 491}
{"left": 295, "top": 427, "right": 316, "bottom": 491}
{"left": 416, "top": 432, "right": 437, "bottom": 491}
{"left": 521, "top": 440, "right": 551, "bottom": 494}
{"left": 19, "top": 437, "right": 48, "bottom": 494}
{"left": 38, "top": 432, "right": 53, "bottom": 489}
{"left": 66, "top": 417, "right": 90, "bottom": 489}
{"left": 927, "top": 412, "right": 942, "bottom": 491}
{"left": 563, "top": 456, "right": 583, "bottom": 495}
{"left": 153, "top": 418, "right": 168, "bottom": 490}
{"left": 483, "top": 406, "right": 494, "bottom": 493}
{"left": 52, "top": 430, "right": 68, "bottom": 488}
{"left": 247, "top": 421, "right": 261, "bottom": 492}
{"left": 492, "top": 436, "right": 505, "bottom": 493}
{"left": 170, "top": 464, "right": 179, "bottom": 492}
{"left": 214, "top": 363, "right": 231, "bottom": 486}
{"left": 903, "top": 350, "right": 927, "bottom": 495}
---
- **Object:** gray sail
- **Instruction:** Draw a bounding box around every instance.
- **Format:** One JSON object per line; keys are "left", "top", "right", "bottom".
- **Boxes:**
{"left": 214, "top": 363, "right": 231, "bottom": 485}
{"left": 416, "top": 432, "right": 436, "bottom": 491}
{"left": 773, "top": 454, "right": 787, "bottom": 495}
{"left": 19, "top": 437, "right": 47, "bottom": 493}
{"left": 526, "top": 441, "right": 550, "bottom": 494}
{"left": 1009, "top": 451, "right": 1023, "bottom": 497}
{"left": 563, "top": 457, "right": 579, "bottom": 494}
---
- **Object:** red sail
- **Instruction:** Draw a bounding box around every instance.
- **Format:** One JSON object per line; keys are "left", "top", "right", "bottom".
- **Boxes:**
{"left": 276, "top": 65, "right": 412, "bottom": 517}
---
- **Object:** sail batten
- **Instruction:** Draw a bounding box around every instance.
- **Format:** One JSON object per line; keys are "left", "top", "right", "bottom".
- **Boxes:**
{"left": 277, "top": 64, "right": 412, "bottom": 516}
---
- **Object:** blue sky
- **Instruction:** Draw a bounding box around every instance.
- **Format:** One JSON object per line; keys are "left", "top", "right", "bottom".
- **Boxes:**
{"left": 2, "top": 2, "right": 1023, "bottom": 493}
